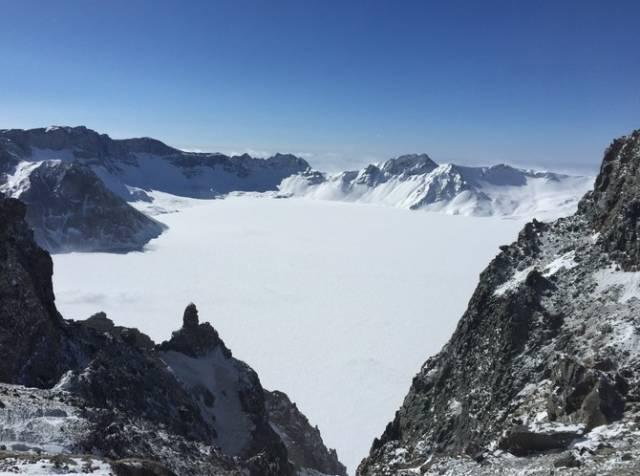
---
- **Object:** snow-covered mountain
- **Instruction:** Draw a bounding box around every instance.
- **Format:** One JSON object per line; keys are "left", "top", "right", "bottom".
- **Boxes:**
{"left": 0, "top": 160, "right": 165, "bottom": 252}
{"left": 0, "top": 196, "right": 346, "bottom": 475}
{"left": 279, "top": 154, "right": 593, "bottom": 219}
{"left": 358, "top": 130, "right": 640, "bottom": 475}
{"left": 0, "top": 126, "right": 310, "bottom": 200}
{"left": 0, "top": 126, "right": 310, "bottom": 252}
{"left": 0, "top": 126, "right": 594, "bottom": 253}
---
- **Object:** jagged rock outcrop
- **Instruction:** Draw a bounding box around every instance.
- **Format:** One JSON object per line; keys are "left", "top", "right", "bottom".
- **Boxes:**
{"left": 580, "top": 129, "right": 640, "bottom": 271}
{"left": 158, "top": 304, "right": 292, "bottom": 474}
{"left": 0, "top": 199, "right": 345, "bottom": 475}
{"left": 0, "top": 197, "right": 75, "bottom": 387}
{"left": 265, "top": 390, "right": 348, "bottom": 476}
{"left": 279, "top": 154, "right": 593, "bottom": 219}
{"left": 358, "top": 130, "right": 640, "bottom": 475}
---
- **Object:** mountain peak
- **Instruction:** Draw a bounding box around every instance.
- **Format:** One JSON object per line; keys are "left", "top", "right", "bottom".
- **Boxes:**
{"left": 159, "top": 303, "right": 232, "bottom": 358}
{"left": 183, "top": 302, "right": 200, "bottom": 328}
{"left": 579, "top": 129, "right": 640, "bottom": 270}
{"left": 381, "top": 153, "right": 438, "bottom": 176}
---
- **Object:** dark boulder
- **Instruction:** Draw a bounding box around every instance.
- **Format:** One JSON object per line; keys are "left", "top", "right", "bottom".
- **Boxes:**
{"left": 498, "top": 428, "right": 581, "bottom": 456}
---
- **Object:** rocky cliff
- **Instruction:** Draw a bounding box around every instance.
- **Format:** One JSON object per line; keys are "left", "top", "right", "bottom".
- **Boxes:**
{"left": 0, "top": 195, "right": 344, "bottom": 475}
{"left": 0, "top": 197, "right": 75, "bottom": 387}
{"left": 265, "top": 390, "right": 347, "bottom": 476}
{"left": 358, "top": 130, "right": 640, "bottom": 475}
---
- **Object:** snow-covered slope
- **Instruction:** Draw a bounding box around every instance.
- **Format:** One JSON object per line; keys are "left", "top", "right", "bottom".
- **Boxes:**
{"left": 279, "top": 154, "right": 593, "bottom": 220}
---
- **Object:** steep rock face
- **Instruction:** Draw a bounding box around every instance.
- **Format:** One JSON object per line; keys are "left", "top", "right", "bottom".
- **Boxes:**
{"left": 158, "top": 304, "right": 292, "bottom": 474}
{"left": 0, "top": 202, "right": 344, "bottom": 475}
{"left": 580, "top": 129, "right": 640, "bottom": 271}
{"left": 0, "top": 197, "right": 75, "bottom": 387}
{"left": 265, "top": 390, "right": 348, "bottom": 476}
{"left": 1, "top": 160, "right": 165, "bottom": 252}
{"left": 279, "top": 156, "right": 592, "bottom": 219}
{"left": 358, "top": 130, "right": 640, "bottom": 475}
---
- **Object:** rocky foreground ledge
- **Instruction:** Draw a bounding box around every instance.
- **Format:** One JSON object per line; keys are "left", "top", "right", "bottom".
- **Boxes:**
{"left": 358, "top": 131, "right": 640, "bottom": 475}
{"left": 0, "top": 197, "right": 345, "bottom": 476}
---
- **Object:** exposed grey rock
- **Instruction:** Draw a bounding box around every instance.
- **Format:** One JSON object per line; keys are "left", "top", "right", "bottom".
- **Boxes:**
{"left": 158, "top": 304, "right": 292, "bottom": 475}
{"left": 579, "top": 129, "right": 640, "bottom": 271}
{"left": 158, "top": 304, "right": 231, "bottom": 358}
{"left": 111, "top": 459, "right": 178, "bottom": 476}
{"left": 498, "top": 428, "right": 581, "bottom": 456}
{"left": 554, "top": 452, "right": 581, "bottom": 468}
{"left": 265, "top": 389, "right": 348, "bottom": 476}
{"left": 358, "top": 129, "right": 640, "bottom": 475}
{"left": 183, "top": 302, "right": 199, "bottom": 328}
{"left": 0, "top": 197, "right": 76, "bottom": 388}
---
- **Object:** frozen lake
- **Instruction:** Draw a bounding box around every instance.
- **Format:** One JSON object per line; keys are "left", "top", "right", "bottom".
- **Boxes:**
{"left": 52, "top": 195, "right": 526, "bottom": 473}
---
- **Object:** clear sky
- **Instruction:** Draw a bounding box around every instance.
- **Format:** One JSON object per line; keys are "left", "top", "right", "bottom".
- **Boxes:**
{"left": 1, "top": 1, "right": 638, "bottom": 172}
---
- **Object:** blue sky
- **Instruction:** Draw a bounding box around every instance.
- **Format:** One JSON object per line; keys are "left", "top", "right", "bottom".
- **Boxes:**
{"left": 0, "top": 1, "right": 638, "bottom": 172}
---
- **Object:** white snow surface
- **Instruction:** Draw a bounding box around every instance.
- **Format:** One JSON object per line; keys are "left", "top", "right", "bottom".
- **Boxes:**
{"left": 51, "top": 194, "right": 527, "bottom": 474}
{"left": 493, "top": 251, "right": 578, "bottom": 297}
{"left": 594, "top": 266, "right": 640, "bottom": 303}
{"left": 493, "top": 266, "right": 535, "bottom": 297}
{"left": 0, "top": 160, "right": 58, "bottom": 198}
{"left": 542, "top": 250, "right": 578, "bottom": 277}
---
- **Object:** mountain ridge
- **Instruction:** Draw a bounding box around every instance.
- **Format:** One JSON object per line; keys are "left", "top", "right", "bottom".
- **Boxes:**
{"left": 279, "top": 154, "right": 593, "bottom": 219}
{"left": 0, "top": 126, "right": 311, "bottom": 252}
{"left": 0, "top": 125, "right": 311, "bottom": 200}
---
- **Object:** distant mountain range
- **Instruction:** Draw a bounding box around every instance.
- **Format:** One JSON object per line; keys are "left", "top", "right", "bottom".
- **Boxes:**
{"left": 0, "top": 126, "right": 309, "bottom": 252}
{"left": 0, "top": 126, "right": 593, "bottom": 253}
{"left": 278, "top": 153, "right": 593, "bottom": 219}
{"left": 0, "top": 126, "right": 310, "bottom": 200}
